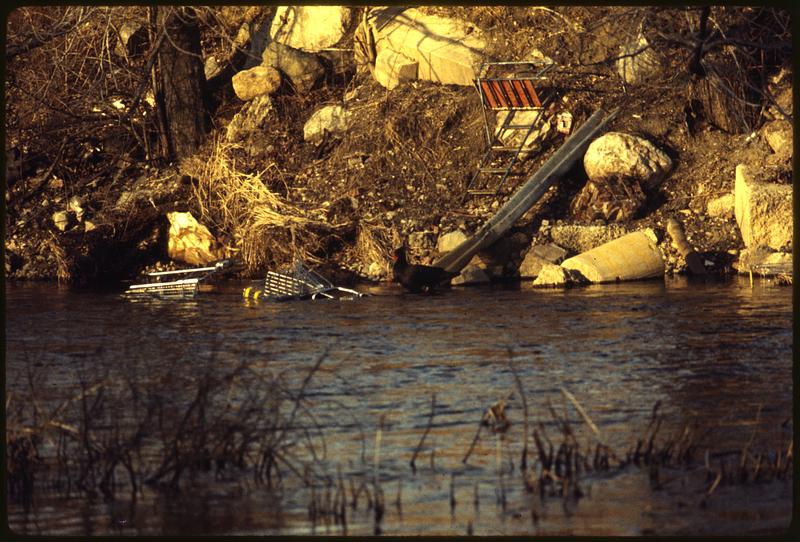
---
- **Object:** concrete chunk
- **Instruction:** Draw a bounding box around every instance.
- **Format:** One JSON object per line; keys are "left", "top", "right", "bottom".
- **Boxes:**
{"left": 374, "top": 48, "right": 418, "bottom": 90}
{"left": 368, "top": 7, "right": 485, "bottom": 86}
{"left": 561, "top": 229, "right": 664, "bottom": 283}
{"left": 734, "top": 164, "right": 793, "bottom": 249}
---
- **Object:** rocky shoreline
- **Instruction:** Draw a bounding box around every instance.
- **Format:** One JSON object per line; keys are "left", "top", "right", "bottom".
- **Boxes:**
{"left": 4, "top": 6, "right": 793, "bottom": 288}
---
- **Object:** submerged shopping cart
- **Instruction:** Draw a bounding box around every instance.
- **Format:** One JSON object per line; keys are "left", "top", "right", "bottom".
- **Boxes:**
{"left": 243, "top": 260, "right": 367, "bottom": 301}
{"left": 124, "top": 259, "right": 236, "bottom": 299}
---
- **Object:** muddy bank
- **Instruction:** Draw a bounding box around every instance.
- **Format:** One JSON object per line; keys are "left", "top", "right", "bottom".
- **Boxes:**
{"left": 4, "top": 6, "right": 793, "bottom": 286}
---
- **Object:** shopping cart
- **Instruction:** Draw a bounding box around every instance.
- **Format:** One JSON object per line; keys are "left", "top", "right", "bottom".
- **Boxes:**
{"left": 125, "top": 259, "right": 236, "bottom": 299}
{"left": 243, "top": 260, "right": 367, "bottom": 301}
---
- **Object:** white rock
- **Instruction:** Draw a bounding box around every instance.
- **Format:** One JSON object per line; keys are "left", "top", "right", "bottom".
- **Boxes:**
{"left": 734, "top": 164, "right": 793, "bottom": 250}
{"left": 494, "top": 110, "right": 551, "bottom": 156}
{"left": 270, "top": 6, "right": 353, "bottom": 52}
{"left": 303, "top": 105, "right": 352, "bottom": 143}
{"left": 762, "top": 120, "right": 792, "bottom": 163}
{"left": 225, "top": 95, "right": 274, "bottom": 143}
{"left": 616, "top": 34, "right": 661, "bottom": 85}
{"left": 583, "top": 132, "right": 672, "bottom": 189}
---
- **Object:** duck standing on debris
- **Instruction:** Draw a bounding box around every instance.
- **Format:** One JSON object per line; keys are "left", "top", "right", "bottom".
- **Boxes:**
{"left": 392, "top": 246, "right": 456, "bottom": 293}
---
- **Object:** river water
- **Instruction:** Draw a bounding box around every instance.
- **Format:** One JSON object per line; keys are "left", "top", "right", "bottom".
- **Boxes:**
{"left": 4, "top": 277, "right": 793, "bottom": 536}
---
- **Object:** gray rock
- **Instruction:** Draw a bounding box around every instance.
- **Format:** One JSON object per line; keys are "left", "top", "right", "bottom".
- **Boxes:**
{"left": 452, "top": 263, "right": 490, "bottom": 286}
{"left": 262, "top": 40, "right": 325, "bottom": 94}
{"left": 225, "top": 94, "right": 274, "bottom": 143}
{"left": 303, "top": 105, "right": 352, "bottom": 143}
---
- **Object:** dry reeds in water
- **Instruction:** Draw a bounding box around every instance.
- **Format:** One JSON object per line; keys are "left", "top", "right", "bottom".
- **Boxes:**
{"left": 180, "top": 137, "right": 333, "bottom": 273}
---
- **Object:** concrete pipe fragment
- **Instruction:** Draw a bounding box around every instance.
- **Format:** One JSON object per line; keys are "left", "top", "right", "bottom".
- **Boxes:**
{"left": 561, "top": 229, "right": 664, "bottom": 283}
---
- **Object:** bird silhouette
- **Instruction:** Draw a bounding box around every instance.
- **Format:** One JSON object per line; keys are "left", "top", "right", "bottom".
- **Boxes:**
{"left": 392, "top": 246, "right": 457, "bottom": 293}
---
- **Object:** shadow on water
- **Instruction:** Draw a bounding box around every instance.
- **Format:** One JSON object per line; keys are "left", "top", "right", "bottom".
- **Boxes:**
{"left": 4, "top": 277, "right": 793, "bottom": 535}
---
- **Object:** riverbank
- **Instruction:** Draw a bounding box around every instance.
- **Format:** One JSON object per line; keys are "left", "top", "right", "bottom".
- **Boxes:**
{"left": 4, "top": 6, "right": 793, "bottom": 286}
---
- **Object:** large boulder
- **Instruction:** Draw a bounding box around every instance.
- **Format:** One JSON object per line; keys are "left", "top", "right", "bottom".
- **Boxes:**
{"left": 270, "top": 6, "right": 354, "bottom": 52}
{"left": 303, "top": 105, "right": 352, "bottom": 143}
{"left": 166, "top": 211, "right": 224, "bottom": 267}
{"left": 734, "top": 164, "right": 793, "bottom": 250}
{"left": 232, "top": 65, "right": 282, "bottom": 101}
{"left": 583, "top": 132, "right": 672, "bottom": 190}
{"left": 374, "top": 48, "right": 418, "bottom": 90}
{"left": 367, "top": 7, "right": 486, "bottom": 86}
{"left": 262, "top": 40, "right": 325, "bottom": 94}
{"left": 226, "top": 95, "right": 274, "bottom": 143}
{"left": 561, "top": 229, "right": 664, "bottom": 283}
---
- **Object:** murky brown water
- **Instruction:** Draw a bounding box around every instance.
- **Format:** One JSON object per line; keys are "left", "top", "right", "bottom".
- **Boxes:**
{"left": 5, "top": 276, "right": 793, "bottom": 535}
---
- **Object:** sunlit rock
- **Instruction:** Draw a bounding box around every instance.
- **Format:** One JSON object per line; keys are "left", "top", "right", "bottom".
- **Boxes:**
{"left": 232, "top": 65, "right": 281, "bottom": 101}
{"left": 270, "top": 6, "right": 354, "bottom": 52}
{"left": 436, "top": 229, "right": 468, "bottom": 253}
{"left": 166, "top": 211, "right": 224, "bottom": 266}
{"left": 583, "top": 132, "right": 672, "bottom": 190}
{"left": 367, "top": 7, "right": 486, "bottom": 86}
{"left": 734, "top": 164, "right": 792, "bottom": 250}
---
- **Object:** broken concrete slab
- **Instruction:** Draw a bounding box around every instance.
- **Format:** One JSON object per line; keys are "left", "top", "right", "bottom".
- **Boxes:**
{"left": 735, "top": 245, "right": 792, "bottom": 276}
{"left": 734, "top": 164, "right": 793, "bottom": 250}
{"left": 374, "top": 48, "right": 418, "bottom": 90}
{"left": 561, "top": 229, "right": 664, "bottom": 283}
{"left": 762, "top": 119, "right": 792, "bottom": 164}
{"left": 368, "top": 7, "right": 486, "bottom": 87}
{"left": 270, "top": 6, "right": 354, "bottom": 52}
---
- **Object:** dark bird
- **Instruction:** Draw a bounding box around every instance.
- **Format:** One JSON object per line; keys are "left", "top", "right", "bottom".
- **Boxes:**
{"left": 392, "top": 246, "right": 457, "bottom": 293}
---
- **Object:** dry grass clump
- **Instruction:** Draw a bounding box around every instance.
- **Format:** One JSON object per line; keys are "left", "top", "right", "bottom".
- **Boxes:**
{"left": 181, "top": 138, "right": 335, "bottom": 273}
